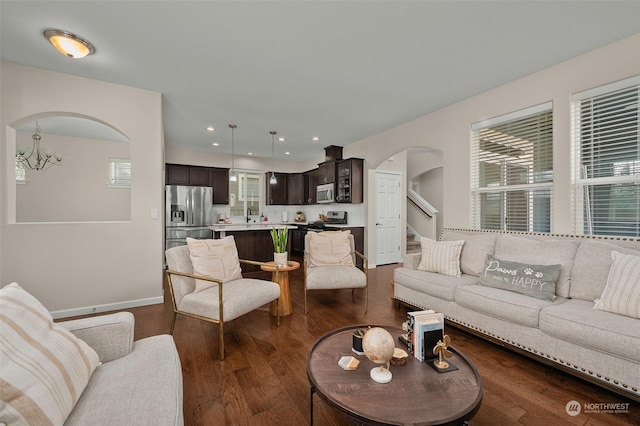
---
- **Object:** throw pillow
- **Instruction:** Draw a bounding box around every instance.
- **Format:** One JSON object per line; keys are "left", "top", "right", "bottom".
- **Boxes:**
{"left": 441, "top": 231, "right": 497, "bottom": 276}
{"left": 308, "top": 230, "right": 354, "bottom": 267}
{"left": 494, "top": 234, "right": 579, "bottom": 298}
{"left": 478, "top": 256, "right": 560, "bottom": 301}
{"left": 417, "top": 238, "right": 464, "bottom": 277}
{"left": 0, "top": 282, "right": 100, "bottom": 426}
{"left": 594, "top": 251, "right": 640, "bottom": 319}
{"left": 187, "top": 236, "right": 243, "bottom": 292}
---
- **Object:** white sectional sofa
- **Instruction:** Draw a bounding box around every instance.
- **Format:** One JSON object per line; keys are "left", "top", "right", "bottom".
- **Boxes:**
{"left": 61, "top": 312, "right": 184, "bottom": 425}
{"left": 0, "top": 279, "right": 183, "bottom": 426}
{"left": 393, "top": 228, "right": 640, "bottom": 401}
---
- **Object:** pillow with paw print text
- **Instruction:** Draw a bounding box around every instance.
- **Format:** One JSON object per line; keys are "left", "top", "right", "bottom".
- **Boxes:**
{"left": 478, "top": 255, "right": 561, "bottom": 301}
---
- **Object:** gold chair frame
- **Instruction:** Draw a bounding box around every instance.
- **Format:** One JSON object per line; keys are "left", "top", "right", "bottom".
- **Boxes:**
{"left": 165, "top": 259, "right": 280, "bottom": 360}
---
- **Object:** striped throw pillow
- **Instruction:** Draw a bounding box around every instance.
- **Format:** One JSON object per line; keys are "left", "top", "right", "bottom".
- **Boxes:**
{"left": 187, "top": 236, "right": 243, "bottom": 292}
{"left": 594, "top": 251, "right": 640, "bottom": 319}
{"left": 417, "top": 238, "right": 464, "bottom": 277}
{"left": 0, "top": 283, "right": 99, "bottom": 425}
{"left": 308, "top": 230, "right": 354, "bottom": 267}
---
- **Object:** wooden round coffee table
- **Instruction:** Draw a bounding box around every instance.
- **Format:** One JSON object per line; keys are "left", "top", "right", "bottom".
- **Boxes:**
{"left": 260, "top": 260, "right": 300, "bottom": 316}
{"left": 307, "top": 325, "right": 482, "bottom": 425}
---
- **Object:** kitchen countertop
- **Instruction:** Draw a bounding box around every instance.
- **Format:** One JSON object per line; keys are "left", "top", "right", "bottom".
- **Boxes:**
{"left": 209, "top": 223, "right": 364, "bottom": 232}
{"left": 209, "top": 223, "right": 298, "bottom": 232}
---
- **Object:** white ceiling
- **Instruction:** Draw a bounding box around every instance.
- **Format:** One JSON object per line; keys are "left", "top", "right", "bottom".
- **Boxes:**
{"left": 2, "top": 1, "right": 639, "bottom": 162}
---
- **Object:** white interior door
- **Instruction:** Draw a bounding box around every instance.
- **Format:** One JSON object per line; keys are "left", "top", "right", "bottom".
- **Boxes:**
{"left": 375, "top": 171, "right": 402, "bottom": 265}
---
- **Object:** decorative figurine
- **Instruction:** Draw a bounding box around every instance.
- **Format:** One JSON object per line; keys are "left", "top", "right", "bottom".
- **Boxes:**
{"left": 433, "top": 335, "right": 453, "bottom": 370}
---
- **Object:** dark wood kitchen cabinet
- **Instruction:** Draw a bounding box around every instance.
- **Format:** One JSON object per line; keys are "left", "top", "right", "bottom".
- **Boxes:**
{"left": 317, "top": 161, "right": 336, "bottom": 185}
{"left": 287, "top": 173, "right": 305, "bottom": 205}
{"left": 336, "top": 158, "right": 363, "bottom": 203}
{"left": 220, "top": 230, "right": 289, "bottom": 273}
{"left": 209, "top": 167, "right": 229, "bottom": 204}
{"left": 290, "top": 228, "right": 306, "bottom": 254}
{"left": 304, "top": 170, "right": 318, "bottom": 205}
{"left": 265, "top": 172, "right": 288, "bottom": 205}
{"left": 166, "top": 163, "right": 229, "bottom": 201}
{"left": 166, "top": 164, "right": 210, "bottom": 186}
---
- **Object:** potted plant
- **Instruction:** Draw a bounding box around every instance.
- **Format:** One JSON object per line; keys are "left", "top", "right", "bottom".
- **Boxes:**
{"left": 270, "top": 226, "right": 288, "bottom": 265}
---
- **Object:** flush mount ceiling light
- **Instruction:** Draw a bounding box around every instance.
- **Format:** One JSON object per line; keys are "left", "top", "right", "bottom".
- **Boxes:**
{"left": 44, "top": 29, "right": 95, "bottom": 58}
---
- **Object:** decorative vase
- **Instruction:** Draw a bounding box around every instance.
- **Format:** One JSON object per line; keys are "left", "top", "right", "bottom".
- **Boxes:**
{"left": 274, "top": 252, "right": 288, "bottom": 266}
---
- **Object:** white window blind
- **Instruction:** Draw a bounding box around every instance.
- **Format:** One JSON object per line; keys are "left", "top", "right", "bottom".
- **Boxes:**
{"left": 108, "top": 158, "right": 131, "bottom": 188}
{"left": 470, "top": 102, "right": 553, "bottom": 232}
{"left": 572, "top": 76, "right": 640, "bottom": 237}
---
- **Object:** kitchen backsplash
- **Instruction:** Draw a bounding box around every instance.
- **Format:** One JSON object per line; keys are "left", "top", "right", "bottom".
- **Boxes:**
{"left": 211, "top": 203, "right": 366, "bottom": 227}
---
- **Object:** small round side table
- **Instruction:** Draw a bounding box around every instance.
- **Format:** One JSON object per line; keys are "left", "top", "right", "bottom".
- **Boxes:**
{"left": 260, "top": 260, "right": 300, "bottom": 316}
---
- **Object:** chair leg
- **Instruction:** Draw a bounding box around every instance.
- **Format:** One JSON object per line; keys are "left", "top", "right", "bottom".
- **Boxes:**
{"left": 169, "top": 311, "right": 177, "bottom": 335}
{"left": 219, "top": 321, "right": 225, "bottom": 360}
{"left": 364, "top": 286, "right": 368, "bottom": 315}
{"left": 304, "top": 287, "right": 308, "bottom": 315}
{"left": 277, "top": 299, "right": 280, "bottom": 326}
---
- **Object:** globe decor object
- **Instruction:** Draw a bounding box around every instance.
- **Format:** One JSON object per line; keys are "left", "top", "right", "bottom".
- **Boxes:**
{"left": 362, "top": 327, "right": 395, "bottom": 384}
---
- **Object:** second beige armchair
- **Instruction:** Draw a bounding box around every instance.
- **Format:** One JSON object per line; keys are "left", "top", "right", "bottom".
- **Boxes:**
{"left": 303, "top": 231, "right": 368, "bottom": 314}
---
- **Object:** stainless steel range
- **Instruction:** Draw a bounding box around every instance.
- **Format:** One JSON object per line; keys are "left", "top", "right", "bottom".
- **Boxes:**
{"left": 303, "top": 211, "right": 348, "bottom": 231}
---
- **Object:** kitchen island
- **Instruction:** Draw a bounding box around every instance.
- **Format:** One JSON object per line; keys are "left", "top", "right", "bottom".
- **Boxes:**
{"left": 209, "top": 223, "right": 297, "bottom": 272}
{"left": 209, "top": 222, "right": 365, "bottom": 271}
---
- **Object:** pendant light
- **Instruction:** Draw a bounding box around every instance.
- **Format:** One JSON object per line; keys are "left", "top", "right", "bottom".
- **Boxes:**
{"left": 269, "top": 131, "right": 277, "bottom": 185}
{"left": 229, "top": 124, "right": 237, "bottom": 182}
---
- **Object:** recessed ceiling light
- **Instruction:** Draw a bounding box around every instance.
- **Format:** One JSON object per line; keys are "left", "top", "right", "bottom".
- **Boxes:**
{"left": 285, "top": 152, "right": 290, "bottom": 155}
{"left": 212, "top": 142, "right": 219, "bottom": 146}
{"left": 278, "top": 137, "right": 285, "bottom": 142}
{"left": 206, "top": 126, "right": 215, "bottom": 132}
{"left": 43, "top": 29, "right": 95, "bottom": 58}
{"left": 248, "top": 152, "right": 253, "bottom": 156}
{"left": 312, "top": 136, "right": 319, "bottom": 141}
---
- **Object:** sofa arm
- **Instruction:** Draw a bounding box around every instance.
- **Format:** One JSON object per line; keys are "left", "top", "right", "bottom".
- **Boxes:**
{"left": 58, "top": 311, "right": 135, "bottom": 363}
{"left": 403, "top": 252, "right": 422, "bottom": 269}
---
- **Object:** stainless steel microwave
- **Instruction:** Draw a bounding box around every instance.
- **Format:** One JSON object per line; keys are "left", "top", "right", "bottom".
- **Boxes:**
{"left": 317, "top": 183, "right": 334, "bottom": 204}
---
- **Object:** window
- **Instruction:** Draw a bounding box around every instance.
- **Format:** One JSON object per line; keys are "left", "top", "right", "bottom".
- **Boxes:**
{"left": 16, "top": 160, "right": 26, "bottom": 183}
{"left": 470, "top": 102, "right": 553, "bottom": 232}
{"left": 108, "top": 158, "right": 131, "bottom": 188}
{"left": 572, "top": 76, "right": 640, "bottom": 237}
{"left": 229, "top": 171, "right": 261, "bottom": 218}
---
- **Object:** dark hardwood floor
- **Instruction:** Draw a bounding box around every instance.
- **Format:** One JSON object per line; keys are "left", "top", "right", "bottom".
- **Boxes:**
{"left": 117, "top": 258, "right": 638, "bottom": 425}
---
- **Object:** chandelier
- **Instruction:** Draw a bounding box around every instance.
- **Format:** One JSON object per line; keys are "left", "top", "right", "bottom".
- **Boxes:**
{"left": 16, "top": 121, "right": 63, "bottom": 171}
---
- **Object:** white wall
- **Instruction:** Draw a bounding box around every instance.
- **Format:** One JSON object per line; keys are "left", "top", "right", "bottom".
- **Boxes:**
{"left": 344, "top": 34, "right": 640, "bottom": 254}
{"left": 419, "top": 167, "right": 443, "bottom": 238}
{"left": 16, "top": 131, "right": 130, "bottom": 222}
{"left": 1, "top": 62, "right": 164, "bottom": 316}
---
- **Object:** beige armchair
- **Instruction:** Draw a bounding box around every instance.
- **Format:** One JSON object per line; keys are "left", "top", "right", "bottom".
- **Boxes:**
{"left": 165, "top": 237, "right": 280, "bottom": 360}
{"left": 303, "top": 231, "right": 368, "bottom": 314}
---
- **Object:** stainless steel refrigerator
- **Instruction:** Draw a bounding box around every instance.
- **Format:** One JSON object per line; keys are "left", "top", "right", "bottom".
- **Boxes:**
{"left": 165, "top": 185, "right": 214, "bottom": 250}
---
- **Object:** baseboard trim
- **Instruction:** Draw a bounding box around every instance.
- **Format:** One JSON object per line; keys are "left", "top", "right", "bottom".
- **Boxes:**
{"left": 50, "top": 296, "right": 164, "bottom": 319}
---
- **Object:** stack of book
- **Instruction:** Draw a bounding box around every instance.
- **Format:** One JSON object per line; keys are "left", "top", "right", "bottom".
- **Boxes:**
{"left": 406, "top": 310, "right": 444, "bottom": 361}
